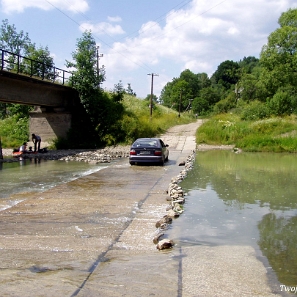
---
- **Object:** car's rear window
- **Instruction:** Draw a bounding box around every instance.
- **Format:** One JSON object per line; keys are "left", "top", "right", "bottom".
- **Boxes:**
{"left": 133, "top": 140, "right": 158, "bottom": 147}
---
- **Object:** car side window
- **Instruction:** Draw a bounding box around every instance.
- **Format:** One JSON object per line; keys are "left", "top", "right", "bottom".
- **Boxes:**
{"left": 160, "top": 140, "right": 165, "bottom": 147}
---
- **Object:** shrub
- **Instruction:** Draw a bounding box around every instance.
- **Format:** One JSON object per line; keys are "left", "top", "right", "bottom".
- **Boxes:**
{"left": 268, "top": 89, "right": 293, "bottom": 116}
{"left": 0, "top": 115, "right": 28, "bottom": 147}
{"left": 213, "top": 93, "right": 236, "bottom": 114}
{"left": 240, "top": 100, "right": 270, "bottom": 120}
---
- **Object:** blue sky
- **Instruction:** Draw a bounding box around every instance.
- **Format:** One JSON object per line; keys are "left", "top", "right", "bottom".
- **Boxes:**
{"left": 1, "top": 0, "right": 296, "bottom": 98}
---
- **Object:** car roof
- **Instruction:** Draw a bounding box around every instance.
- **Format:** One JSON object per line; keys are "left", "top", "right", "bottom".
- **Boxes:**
{"left": 135, "top": 138, "right": 160, "bottom": 141}
{"left": 132, "top": 138, "right": 162, "bottom": 146}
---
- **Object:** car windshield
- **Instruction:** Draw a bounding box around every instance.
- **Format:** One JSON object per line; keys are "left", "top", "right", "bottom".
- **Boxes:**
{"left": 133, "top": 140, "right": 158, "bottom": 147}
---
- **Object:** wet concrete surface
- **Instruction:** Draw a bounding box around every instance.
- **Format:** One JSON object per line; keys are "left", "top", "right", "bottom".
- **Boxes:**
{"left": 0, "top": 121, "right": 283, "bottom": 296}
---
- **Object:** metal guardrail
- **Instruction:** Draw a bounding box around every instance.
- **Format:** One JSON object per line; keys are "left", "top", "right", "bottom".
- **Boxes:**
{"left": 0, "top": 48, "right": 72, "bottom": 86}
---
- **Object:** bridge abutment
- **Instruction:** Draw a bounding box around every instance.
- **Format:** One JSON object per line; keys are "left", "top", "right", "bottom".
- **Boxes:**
{"left": 29, "top": 107, "right": 72, "bottom": 145}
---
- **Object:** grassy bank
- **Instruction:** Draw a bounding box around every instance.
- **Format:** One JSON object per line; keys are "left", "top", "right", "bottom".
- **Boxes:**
{"left": 120, "top": 95, "right": 194, "bottom": 143}
{"left": 196, "top": 113, "right": 297, "bottom": 153}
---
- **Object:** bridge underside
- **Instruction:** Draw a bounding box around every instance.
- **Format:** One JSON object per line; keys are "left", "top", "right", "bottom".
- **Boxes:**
{"left": 0, "top": 70, "right": 80, "bottom": 144}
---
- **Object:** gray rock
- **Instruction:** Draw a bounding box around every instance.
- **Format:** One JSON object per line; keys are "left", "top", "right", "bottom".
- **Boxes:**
{"left": 153, "top": 232, "right": 164, "bottom": 244}
{"left": 155, "top": 215, "right": 172, "bottom": 228}
{"left": 167, "top": 209, "right": 180, "bottom": 218}
{"left": 156, "top": 239, "right": 174, "bottom": 250}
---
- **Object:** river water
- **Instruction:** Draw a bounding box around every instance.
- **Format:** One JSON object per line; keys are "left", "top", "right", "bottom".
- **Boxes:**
{"left": 0, "top": 158, "right": 108, "bottom": 210}
{"left": 168, "top": 150, "right": 297, "bottom": 291}
{"left": 1, "top": 151, "right": 297, "bottom": 290}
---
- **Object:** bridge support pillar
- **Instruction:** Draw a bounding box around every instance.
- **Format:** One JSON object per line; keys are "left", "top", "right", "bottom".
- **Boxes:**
{"left": 29, "top": 107, "right": 72, "bottom": 145}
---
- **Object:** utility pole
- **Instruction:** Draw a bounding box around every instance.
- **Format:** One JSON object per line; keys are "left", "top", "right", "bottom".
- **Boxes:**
{"left": 147, "top": 73, "right": 159, "bottom": 119}
{"left": 179, "top": 89, "right": 183, "bottom": 117}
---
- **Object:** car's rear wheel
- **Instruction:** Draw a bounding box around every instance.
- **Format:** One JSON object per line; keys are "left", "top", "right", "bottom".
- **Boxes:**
{"left": 130, "top": 162, "right": 135, "bottom": 166}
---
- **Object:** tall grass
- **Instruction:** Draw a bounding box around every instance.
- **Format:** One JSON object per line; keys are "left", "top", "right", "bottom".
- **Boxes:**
{"left": 121, "top": 95, "right": 195, "bottom": 143}
{"left": 196, "top": 114, "right": 297, "bottom": 152}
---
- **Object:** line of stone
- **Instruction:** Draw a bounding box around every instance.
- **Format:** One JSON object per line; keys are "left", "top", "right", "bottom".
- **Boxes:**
{"left": 154, "top": 150, "right": 196, "bottom": 250}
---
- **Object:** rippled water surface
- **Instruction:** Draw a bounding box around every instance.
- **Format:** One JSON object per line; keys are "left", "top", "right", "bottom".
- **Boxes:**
{"left": 168, "top": 151, "right": 297, "bottom": 288}
{"left": 0, "top": 158, "right": 108, "bottom": 209}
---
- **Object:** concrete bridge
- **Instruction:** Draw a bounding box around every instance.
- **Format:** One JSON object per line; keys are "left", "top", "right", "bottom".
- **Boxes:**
{"left": 0, "top": 49, "right": 80, "bottom": 144}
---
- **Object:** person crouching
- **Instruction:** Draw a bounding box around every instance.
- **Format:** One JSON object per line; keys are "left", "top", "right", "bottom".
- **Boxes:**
{"left": 19, "top": 142, "right": 27, "bottom": 153}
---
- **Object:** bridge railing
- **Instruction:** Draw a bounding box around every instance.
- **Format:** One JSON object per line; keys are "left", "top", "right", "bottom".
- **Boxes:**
{"left": 0, "top": 48, "right": 73, "bottom": 86}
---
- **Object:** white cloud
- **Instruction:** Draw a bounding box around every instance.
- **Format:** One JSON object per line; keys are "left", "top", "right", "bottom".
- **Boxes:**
{"left": 1, "top": 0, "right": 89, "bottom": 14}
{"left": 111, "top": 1, "right": 296, "bottom": 71}
{"left": 101, "top": 0, "right": 297, "bottom": 97}
{"left": 227, "top": 27, "right": 240, "bottom": 36}
{"left": 108, "top": 16, "right": 122, "bottom": 23}
{"left": 79, "top": 21, "right": 125, "bottom": 36}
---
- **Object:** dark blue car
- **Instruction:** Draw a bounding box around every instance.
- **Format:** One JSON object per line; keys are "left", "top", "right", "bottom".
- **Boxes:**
{"left": 129, "top": 138, "right": 169, "bottom": 166}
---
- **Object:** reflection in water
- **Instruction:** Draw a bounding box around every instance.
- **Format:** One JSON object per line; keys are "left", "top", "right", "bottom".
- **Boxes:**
{"left": 174, "top": 150, "right": 297, "bottom": 288}
{"left": 258, "top": 213, "right": 297, "bottom": 286}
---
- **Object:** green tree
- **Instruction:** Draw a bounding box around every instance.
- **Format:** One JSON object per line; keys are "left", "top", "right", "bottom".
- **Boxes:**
{"left": 268, "top": 87, "right": 294, "bottom": 116}
{"left": 237, "top": 73, "right": 258, "bottom": 102}
{"left": 6, "top": 104, "right": 33, "bottom": 118}
{"left": 126, "top": 83, "right": 136, "bottom": 96}
{"left": 0, "top": 19, "right": 31, "bottom": 55}
{"left": 192, "top": 97, "right": 209, "bottom": 115}
{"left": 211, "top": 60, "right": 240, "bottom": 90}
{"left": 0, "top": 103, "right": 7, "bottom": 120}
{"left": 180, "top": 69, "right": 200, "bottom": 96}
{"left": 197, "top": 72, "right": 211, "bottom": 89}
{"left": 66, "top": 31, "right": 124, "bottom": 146}
{"left": 159, "top": 80, "right": 175, "bottom": 108}
{"left": 260, "top": 8, "right": 297, "bottom": 97}
{"left": 66, "top": 31, "right": 104, "bottom": 117}
{"left": 238, "top": 56, "right": 259, "bottom": 74}
{"left": 170, "top": 79, "right": 193, "bottom": 114}
{"left": 0, "top": 20, "right": 56, "bottom": 80}
{"left": 145, "top": 94, "right": 158, "bottom": 102}
{"left": 21, "top": 45, "right": 55, "bottom": 79}
{"left": 278, "top": 8, "right": 297, "bottom": 27}
{"left": 192, "top": 86, "right": 221, "bottom": 115}
{"left": 159, "top": 71, "right": 200, "bottom": 112}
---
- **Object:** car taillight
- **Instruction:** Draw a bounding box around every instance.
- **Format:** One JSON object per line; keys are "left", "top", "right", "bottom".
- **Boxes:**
{"left": 154, "top": 150, "right": 162, "bottom": 156}
{"left": 130, "top": 149, "right": 136, "bottom": 155}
